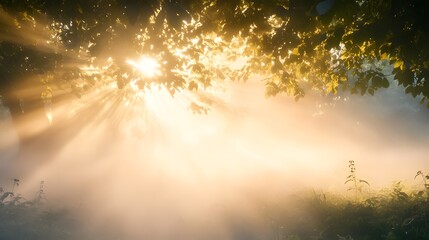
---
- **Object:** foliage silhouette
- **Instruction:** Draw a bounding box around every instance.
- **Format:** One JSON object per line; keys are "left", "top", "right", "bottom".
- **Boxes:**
{"left": 345, "top": 160, "right": 370, "bottom": 198}
{"left": 1, "top": 0, "right": 429, "bottom": 135}
{"left": 264, "top": 166, "right": 429, "bottom": 240}
{"left": 0, "top": 179, "right": 91, "bottom": 240}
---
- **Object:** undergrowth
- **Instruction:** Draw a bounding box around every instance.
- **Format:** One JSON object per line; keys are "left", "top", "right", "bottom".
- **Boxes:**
{"left": 267, "top": 164, "right": 429, "bottom": 240}
{"left": 0, "top": 179, "right": 87, "bottom": 240}
{"left": 1, "top": 163, "right": 428, "bottom": 240}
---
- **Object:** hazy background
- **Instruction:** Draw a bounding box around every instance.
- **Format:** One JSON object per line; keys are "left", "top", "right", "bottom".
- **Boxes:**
{"left": 1, "top": 78, "right": 428, "bottom": 239}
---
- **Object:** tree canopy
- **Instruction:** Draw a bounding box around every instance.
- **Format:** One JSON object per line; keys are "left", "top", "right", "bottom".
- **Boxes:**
{"left": 1, "top": 0, "right": 429, "bottom": 131}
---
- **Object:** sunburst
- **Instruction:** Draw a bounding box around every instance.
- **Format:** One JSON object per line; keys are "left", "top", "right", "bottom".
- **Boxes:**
{"left": 126, "top": 56, "right": 161, "bottom": 78}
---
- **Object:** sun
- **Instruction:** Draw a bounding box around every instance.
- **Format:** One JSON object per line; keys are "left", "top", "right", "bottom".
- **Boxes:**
{"left": 126, "top": 56, "right": 161, "bottom": 77}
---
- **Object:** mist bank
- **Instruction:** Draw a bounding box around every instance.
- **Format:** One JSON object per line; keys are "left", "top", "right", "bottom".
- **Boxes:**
{"left": 1, "top": 79, "right": 429, "bottom": 239}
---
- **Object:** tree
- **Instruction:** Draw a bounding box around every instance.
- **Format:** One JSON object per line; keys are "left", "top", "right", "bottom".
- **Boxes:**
{"left": 1, "top": 0, "right": 428, "bottom": 143}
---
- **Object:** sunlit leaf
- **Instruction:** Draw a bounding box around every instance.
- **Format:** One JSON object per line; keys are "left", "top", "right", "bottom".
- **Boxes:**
{"left": 188, "top": 81, "right": 198, "bottom": 91}
{"left": 291, "top": 47, "right": 300, "bottom": 55}
{"left": 326, "top": 80, "right": 338, "bottom": 94}
{"left": 380, "top": 53, "right": 389, "bottom": 60}
{"left": 394, "top": 60, "right": 404, "bottom": 70}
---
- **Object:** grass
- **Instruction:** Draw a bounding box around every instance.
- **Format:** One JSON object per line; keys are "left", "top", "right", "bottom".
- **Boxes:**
{"left": 0, "top": 180, "right": 88, "bottom": 240}
{"left": 0, "top": 165, "right": 428, "bottom": 240}
{"left": 266, "top": 168, "right": 429, "bottom": 240}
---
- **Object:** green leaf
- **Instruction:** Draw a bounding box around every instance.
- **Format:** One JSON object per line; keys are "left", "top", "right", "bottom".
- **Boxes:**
{"left": 381, "top": 78, "right": 389, "bottom": 88}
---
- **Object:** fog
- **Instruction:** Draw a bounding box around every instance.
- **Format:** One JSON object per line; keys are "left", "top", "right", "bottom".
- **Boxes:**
{"left": 1, "top": 78, "right": 429, "bottom": 239}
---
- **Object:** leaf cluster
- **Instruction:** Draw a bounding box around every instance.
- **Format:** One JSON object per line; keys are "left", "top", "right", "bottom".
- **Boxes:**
{"left": 1, "top": 0, "right": 429, "bottom": 122}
